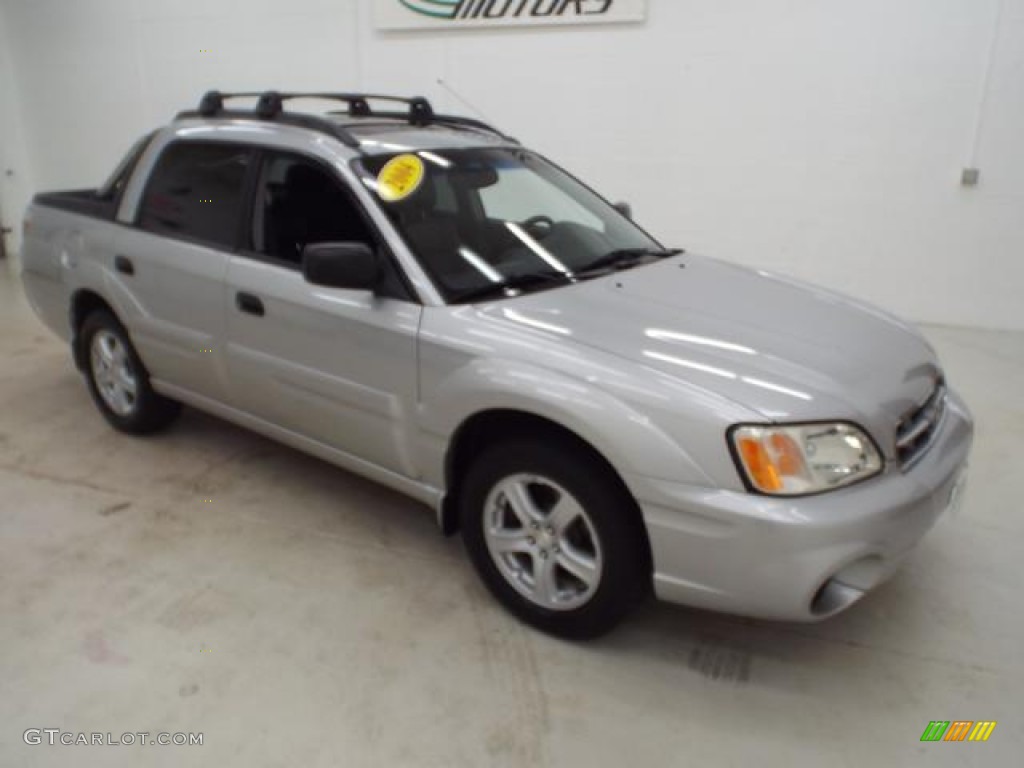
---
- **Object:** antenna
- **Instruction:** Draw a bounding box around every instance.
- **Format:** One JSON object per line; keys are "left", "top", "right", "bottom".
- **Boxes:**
{"left": 436, "top": 79, "right": 498, "bottom": 126}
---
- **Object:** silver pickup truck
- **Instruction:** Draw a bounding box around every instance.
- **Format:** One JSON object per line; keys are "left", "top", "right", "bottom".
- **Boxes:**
{"left": 21, "top": 91, "right": 973, "bottom": 638}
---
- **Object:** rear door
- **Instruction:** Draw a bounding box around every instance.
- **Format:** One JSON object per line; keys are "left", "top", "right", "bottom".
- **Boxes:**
{"left": 223, "top": 149, "right": 422, "bottom": 477}
{"left": 115, "top": 141, "right": 253, "bottom": 400}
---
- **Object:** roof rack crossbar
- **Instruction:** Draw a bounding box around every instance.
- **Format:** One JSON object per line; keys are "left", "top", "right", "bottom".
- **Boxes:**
{"left": 289, "top": 92, "right": 436, "bottom": 125}
{"left": 185, "top": 90, "right": 513, "bottom": 147}
{"left": 187, "top": 90, "right": 363, "bottom": 148}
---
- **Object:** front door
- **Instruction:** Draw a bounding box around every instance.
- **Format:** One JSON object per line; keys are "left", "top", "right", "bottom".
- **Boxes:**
{"left": 223, "top": 150, "right": 422, "bottom": 477}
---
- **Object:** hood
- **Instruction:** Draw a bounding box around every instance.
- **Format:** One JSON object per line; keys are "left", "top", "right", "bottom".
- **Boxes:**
{"left": 478, "top": 254, "right": 941, "bottom": 454}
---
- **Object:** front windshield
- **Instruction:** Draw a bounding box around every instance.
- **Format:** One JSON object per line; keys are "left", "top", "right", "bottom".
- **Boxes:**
{"left": 357, "top": 148, "right": 662, "bottom": 302}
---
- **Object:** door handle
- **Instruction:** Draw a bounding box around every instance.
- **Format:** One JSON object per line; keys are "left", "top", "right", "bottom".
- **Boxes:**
{"left": 236, "top": 292, "right": 265, "bottom": 317}
{"left": 114, "top": 255, "right": 134, "bottom": 276}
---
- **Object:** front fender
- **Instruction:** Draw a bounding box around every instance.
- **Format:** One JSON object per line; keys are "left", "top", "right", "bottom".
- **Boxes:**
{"left": 416, "top": 356, "right": 717, "bottom": 497}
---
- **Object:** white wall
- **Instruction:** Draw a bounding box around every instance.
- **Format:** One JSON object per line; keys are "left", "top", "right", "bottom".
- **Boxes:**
{"left": 0, "top": 3, "right": 33, "bottom": 262}
{"left": 2, "top": 0, "right": 1022, "bottom": 329}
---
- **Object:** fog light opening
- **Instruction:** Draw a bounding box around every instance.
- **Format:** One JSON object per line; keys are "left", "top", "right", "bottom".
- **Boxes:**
{"left": 810, "top": 578, "right": 865, "bottom": 617}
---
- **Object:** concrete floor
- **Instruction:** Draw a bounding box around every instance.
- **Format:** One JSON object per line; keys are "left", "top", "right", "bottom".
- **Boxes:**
{"left": 0, "top": 261, "right": 1020, "bottom": 768}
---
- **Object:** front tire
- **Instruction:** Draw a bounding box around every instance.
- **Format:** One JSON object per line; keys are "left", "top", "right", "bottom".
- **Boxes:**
{"left": 460, "top": 438, "right": 649, "bottom": 639}
{"left": 81, "top": 310, "right": 181, "bottom": 434}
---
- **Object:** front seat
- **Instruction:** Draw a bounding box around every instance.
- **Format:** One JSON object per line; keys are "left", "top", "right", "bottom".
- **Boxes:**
{"left": 276, "top": 163, "right": 369, "bottom": 263}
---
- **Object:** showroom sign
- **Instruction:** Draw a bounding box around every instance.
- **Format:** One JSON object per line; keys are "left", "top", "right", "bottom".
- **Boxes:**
{"left": 375, "top": 0, "right": 647, "bottom": 30}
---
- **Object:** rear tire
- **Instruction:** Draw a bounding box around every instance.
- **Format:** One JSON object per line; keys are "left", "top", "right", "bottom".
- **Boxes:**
{"left": 81, "top": 310, "right": 181, "bottom": 434}
{"left": 460, "top": 438, "right": 649, "bottom": 639}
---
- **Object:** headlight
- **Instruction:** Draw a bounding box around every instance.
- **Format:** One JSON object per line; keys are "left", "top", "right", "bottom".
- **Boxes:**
{"left": 729, "top": 423, "right": 883, "bottom": 496}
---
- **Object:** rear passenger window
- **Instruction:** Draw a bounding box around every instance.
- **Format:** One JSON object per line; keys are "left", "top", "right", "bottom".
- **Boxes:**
{"left": 137, "top": 142, "right": 250, "bottom": 248}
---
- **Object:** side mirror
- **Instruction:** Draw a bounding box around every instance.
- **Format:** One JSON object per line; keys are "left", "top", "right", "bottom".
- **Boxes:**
{"left": 302, "top": 242, "right": 379, "bottom": 291}
{"left": 613, "top": 201, "right": 633, "bottom": 220}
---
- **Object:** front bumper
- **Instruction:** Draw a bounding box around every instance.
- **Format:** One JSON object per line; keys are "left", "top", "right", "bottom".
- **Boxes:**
{"left": 626, "top": 390, "right": 974, "bottom": 621}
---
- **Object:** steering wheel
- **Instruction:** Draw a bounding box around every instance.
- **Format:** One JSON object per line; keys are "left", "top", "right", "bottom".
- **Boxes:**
{"left": 520, "top": 215, "right": 555, "bottom": 240}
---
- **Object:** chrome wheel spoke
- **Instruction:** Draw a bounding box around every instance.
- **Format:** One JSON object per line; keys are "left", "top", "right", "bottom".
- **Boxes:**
{"left": 489, "top": 531, "right": 534, "bottom": 555}
{"left": 533, "top": 554, "right": 559, "bottom": 604}
{"left": 546, "top": 494, "right": 583, "bottom": 534}
{"left": 112, "top": 387, "right": 130, "bottom": 413}
{"left": 91, "top": 348, "right": 110, "bottom": 377}
{"left": 98, "top": 337, "right": 116, "bottom": 366}
{"left": 556, "top": 547, "right": 598, "bottom": 588}
{"left": 503, "top": 479, "right": 542, "bottom": 528}
{"left": 117, "top": 366, "right": 137, "bottom": 395}
{"left": 93, "top": 360, "right": 111, "bottom": 387}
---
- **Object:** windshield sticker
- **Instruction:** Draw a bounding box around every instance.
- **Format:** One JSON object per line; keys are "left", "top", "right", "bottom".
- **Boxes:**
{"left": 376, "top": 154, "right": 425, "bottom": 202}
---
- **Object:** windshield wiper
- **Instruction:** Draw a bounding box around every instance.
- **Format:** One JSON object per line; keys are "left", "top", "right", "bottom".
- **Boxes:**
{"left": 450, "top": 270, "right": 574, "bottom": 304}
{"left": 577, "top": 247, "right": 683, "bottom": 277}
{"left": 449, "top": 248, "right": 680, "bottom": 303}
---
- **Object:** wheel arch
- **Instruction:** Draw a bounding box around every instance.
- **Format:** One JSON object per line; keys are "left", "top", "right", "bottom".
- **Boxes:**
{"left": 69, "top": 289, "right": 119, "bottom": 370}
{"left": 441, "top": 408, "right": 653, "bottom": 581}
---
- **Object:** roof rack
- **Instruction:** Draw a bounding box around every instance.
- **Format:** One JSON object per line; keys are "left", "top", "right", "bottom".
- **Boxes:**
{"left": 176, "top": 90, "right": 513, "bottom": 149}
{"left": 326, "top": 109, "right": 513, "bottom": 141}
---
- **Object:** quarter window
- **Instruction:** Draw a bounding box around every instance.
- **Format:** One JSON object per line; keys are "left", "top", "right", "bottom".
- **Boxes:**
{"left": 138, "top": 142, "right": 250, "bottom": 248}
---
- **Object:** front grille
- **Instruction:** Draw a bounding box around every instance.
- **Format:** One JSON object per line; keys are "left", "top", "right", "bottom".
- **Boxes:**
{"left": 896, "top": 380, "right": 947, "bottom": 468}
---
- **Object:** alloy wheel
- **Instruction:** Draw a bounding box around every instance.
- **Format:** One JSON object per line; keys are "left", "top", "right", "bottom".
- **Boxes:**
{"left": 483, "top": 473, "right": 603, "bottom": 611}
{"left": 90, "top": 329, "right": 138, "bottom": 417}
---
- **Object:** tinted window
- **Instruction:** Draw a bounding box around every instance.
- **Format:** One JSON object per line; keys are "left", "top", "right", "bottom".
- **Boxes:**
{"left": 248, "top": 151, "right": 412, "bottom": 301}
{"left": 250, "top": 153, "right": 373, "bottom": 265}
{"left": 98, "top": 131, "right": 155, "bottom": 202}
{"left": 138, "top": 142, "right": 251, "bottom": 248}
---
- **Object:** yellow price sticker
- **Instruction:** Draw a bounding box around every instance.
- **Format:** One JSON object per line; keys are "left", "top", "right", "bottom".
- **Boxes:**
{"left": 376, "top": 154, "right": 425, "bottom": 202}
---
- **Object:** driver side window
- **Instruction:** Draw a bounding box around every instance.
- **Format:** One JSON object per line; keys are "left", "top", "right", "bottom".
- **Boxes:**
{"left": 251, "top": 153, "right": 373, "bottom": 266}
{"left": 248, "top": 151, "right": 413, "bottom": 301}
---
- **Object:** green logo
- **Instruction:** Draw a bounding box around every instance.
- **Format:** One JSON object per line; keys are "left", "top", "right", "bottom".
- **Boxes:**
{"left": 920, "top": 722, "right": 951, "bottom": 742}
{"left": 399, "top": 0, "right": 461, "bottom": 19}
{"left": 920, "top": 721, "right": 997, "bottom": 742}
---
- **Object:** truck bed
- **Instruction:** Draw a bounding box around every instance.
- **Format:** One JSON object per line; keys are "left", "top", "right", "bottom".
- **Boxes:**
{"left": 33, "top": 189, "right": 119, "bottom": 221}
